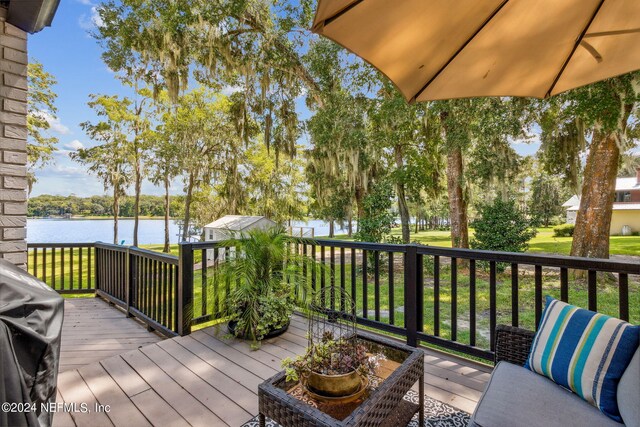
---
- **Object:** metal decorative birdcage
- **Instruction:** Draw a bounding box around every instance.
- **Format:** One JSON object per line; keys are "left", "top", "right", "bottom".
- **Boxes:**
{"left": 307, "top": 286, "right": 357, "bottom": 347}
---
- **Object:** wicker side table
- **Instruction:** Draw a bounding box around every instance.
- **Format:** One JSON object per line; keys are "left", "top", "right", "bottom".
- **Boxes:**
{"left": 258, "top": 332, "right": 425, "bottom": 427}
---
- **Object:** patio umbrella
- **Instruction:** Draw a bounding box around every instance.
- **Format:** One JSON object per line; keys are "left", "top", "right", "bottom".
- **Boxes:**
{"left": 312, "top": 0, "right": 640, "bottom": 101}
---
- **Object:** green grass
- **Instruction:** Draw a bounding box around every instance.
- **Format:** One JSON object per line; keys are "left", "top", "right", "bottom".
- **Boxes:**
{"left": 333, "top": 227, "right": 640, "bottom": 256}
{"left": 193, "top": 255, "right": 639, "bottom": 357}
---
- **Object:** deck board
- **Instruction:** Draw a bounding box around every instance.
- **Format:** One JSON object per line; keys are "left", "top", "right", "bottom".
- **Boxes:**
{"left": 55, "top": 300, "right": 491, "bottom": 426}
{"left": 59, "top": 298, "right": 164, "bottom": 372}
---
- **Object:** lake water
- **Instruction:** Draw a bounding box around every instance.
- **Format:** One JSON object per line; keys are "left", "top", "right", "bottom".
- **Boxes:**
{"left": 26, "top": 218, "right": 355, "bottom": 244}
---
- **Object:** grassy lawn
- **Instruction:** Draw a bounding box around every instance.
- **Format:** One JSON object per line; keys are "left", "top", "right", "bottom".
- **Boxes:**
{"left": 333, "top": 227, "right": 640, "bottom": 257}
{"left": 193, "top": 256, "right": 640, "bottom": 353}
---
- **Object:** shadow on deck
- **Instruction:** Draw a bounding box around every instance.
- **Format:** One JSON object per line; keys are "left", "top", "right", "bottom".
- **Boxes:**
{"left": 54, "top": 301, "right": 491, "bottom": 427}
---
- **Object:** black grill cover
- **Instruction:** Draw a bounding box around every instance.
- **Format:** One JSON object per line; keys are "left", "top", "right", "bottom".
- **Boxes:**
{"left": 0, "top": 260, "right": 63, "bottom": 427}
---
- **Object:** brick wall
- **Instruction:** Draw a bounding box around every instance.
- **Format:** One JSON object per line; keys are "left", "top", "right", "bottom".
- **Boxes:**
{"left": 0, "top": 8, "right": 28, "bottom": 269}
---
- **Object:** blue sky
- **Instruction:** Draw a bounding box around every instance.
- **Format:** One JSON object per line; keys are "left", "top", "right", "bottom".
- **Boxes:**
{"left": 29, "top": 0, "right": 140, "bottom": 197}
{"left": 29, "top": 0, "right": 540, "bottom": 198}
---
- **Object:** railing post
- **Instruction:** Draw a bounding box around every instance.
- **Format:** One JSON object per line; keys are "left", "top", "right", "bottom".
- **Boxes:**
{"left": 94, "top": 244, "right": 100, "bottom": 295}
{"left": 404, "top": 244, "right": 418, "bottom": 347}
{"left": 177, "top": 242, "right": 194, "bottom": 336}
{"left": 125, "top": 247, "right": 133, "bottom": 317}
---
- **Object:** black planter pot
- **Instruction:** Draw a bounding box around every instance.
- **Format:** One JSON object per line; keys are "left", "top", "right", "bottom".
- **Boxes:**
{"left": 227, "top": 319, "right": 290, "bottom": 340}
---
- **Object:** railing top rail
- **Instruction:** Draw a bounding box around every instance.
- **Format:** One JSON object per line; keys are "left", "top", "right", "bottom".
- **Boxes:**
{"left": 95, "top": 242, "right": 179, "bottom": 264}
{"left": 180, "top": 241, "right": 227, "bottom": 250}
{"left": 28, "top": 242, "right": 96, "bottom": 249}
{"left": 415, "top": 244, "right": 640, "bottom": 274}
{"left": 31, "top": 239, "right": 640, "bottom": 274}
{"left": 180, "top": 238, "right": 409, "bottom": 252}
{"left": 95, "top": 242, "right": 129, "bottom": 253}
{"left": 129, "top": 246, "right": 179, "bottom": 265}
{"left": 297, "top": 238, "right": 408, "bottom": 252}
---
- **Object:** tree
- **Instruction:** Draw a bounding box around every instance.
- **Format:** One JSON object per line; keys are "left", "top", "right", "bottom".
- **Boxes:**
{"left": 539, "top": 73, "right": 640, "bottom": 258}
{"left": 369, "top": 80, "right": 441, "bottom": 243}
{"left": 126, "top": 88, "right": 154, "bottom": 246}
{"left": 528, "top": 174, "right": 566, "bottom": 227}
{"left": 619, "top": 153, "right": 640, "bottom": 177}
{"left": 354, "top": 181, "right": 394, "bottom": 244}
{"left": 245, "top": 142, "right": 306, "bottom": 223}
{"left": 95, "top": 0, "right": 319, "bottom": 158}
{"left": 148, "top": 111, "right": 180, "bottom": 252}
{"left": 72, "top": 95, "right": 132, "bottom": 243}
{"left": 164, "top": 89, "right": 235, "bottom": 240}
{"left": 429, "top": 98, "right": 527, "bottom": 249}
{"left": 26, "top": 60, "right": 59, "bottom": 191}
{"left": 305, "top": 39, "right": 379, "bottom": 231}
{"left": 471, "top": 198, "right": 537, "bottom": 254}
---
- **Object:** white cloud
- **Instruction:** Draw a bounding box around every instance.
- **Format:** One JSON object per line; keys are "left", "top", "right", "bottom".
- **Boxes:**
{"left": 296, "top": 86, "right": 309, "bottom": 100}
{"left": 56, "top": 140, "right": 85, "bottom": 157}
{"left": 36, "top": 111, "right": 70, "bottom": 135}
{"left": 64, "top": 140, "right": 85, "bottom": 151}
{"left": 79, "top": 6, "right": 103, "bottom": 31}
{"left": 221, "top": 85, "right": 243, "bottom": 96}
{"left": 36, "top": 164, "right": 87, "bottom": 178}
{"left": 76, "top": 0, "right": 93, "bottom": 5}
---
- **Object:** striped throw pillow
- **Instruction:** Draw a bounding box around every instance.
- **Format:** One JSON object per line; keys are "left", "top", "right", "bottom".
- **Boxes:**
{"left": 525, "top": 296, "right": 639, "bottom": 422}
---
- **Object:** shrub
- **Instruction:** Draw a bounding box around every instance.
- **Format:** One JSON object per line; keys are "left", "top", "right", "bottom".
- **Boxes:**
{"left": 553, "top": 224, "right": 575, "bottom": 237}
{"left": 354, "top": 181, "right": 394, "bottom": 243}
{"left": 471, "top": 198, "right": 537, "bottom": 253}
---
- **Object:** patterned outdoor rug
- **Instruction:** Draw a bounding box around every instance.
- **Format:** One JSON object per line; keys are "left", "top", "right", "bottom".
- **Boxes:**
{"left": 241, "top": 390, "right": 471, "bottom": 426}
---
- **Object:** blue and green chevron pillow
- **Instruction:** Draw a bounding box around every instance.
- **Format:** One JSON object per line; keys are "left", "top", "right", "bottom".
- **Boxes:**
{"left": 525, "top": 296, "right": 639, "bottom": 422}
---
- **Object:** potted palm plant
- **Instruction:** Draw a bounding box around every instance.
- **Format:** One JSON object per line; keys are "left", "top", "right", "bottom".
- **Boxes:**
{"left": 216, "top": 226, "right": 308, "bottom": 345}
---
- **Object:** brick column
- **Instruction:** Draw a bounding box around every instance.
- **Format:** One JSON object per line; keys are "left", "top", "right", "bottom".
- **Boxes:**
{"left": 0, "top": 7, "right": 28, "bottom": 269}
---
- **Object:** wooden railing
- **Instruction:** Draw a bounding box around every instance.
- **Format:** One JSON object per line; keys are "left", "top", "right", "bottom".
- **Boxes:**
{"left": 176, "top": 239, "right": 640, "bottom": 361}
{"left": 27, "top": 243, "right": 96, "bottom": 293}
{"left": 177, "top": 241, "right": 234, "bottom": 335}
{"left": 29, "top": 240, "right": 640, "bottom": 361}
{"left": 94, "top": 243, "right": 180, "bottom": 338}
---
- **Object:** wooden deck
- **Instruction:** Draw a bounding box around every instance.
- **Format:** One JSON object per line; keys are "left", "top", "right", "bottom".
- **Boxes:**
{"left": 54, "top": 301, "right": 492, "bottom": 427}
{"left": 60, "top": 298, "right": 164, "bottom": 372}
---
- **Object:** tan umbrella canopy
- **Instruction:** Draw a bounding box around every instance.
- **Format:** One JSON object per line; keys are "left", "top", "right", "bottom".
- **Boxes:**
{"left": 312, "top": 0, "right": 640, "bottom": 102}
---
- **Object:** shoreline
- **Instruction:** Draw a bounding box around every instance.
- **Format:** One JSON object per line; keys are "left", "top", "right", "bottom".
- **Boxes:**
{"left": 28, "top": 216, "right": 173, "bottom": 220}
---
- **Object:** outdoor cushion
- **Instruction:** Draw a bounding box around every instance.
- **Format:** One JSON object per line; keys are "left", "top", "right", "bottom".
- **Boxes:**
{"left": 469, "top": 361, "right": 620, "bottom": 427}
{"left": 525, "top": 296, "right": 640, "bottom": 422}
{"left": 617, "top": 347, "right": 640, "bottom": 427}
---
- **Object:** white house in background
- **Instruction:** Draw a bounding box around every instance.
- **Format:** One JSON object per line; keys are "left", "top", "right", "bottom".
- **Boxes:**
{"left": 563, "top": 169, "right": 640, "bottom": 235}
{"left": 203, "top": 215, "right": 277, "bottom": 241}
{"left": 562, "top": 195, "right": 581, "bottom": 224}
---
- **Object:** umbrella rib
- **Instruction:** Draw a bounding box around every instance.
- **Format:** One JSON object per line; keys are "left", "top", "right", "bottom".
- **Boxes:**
{"left": 312, "top": 0, "right": 364, "bottom": 31}
{"left": 545, "top": 0, "right": 606, "bottom": 98}
{"left": 584, "top": 28, "right": 640, "bottom": 38}
{"left": 409, "top": 0, "right": 510, "bottom": 103}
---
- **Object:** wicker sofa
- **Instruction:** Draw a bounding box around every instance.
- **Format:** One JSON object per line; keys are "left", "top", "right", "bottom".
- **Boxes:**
{"left": 469, "top": 325, "right": 640, "bottom": 427}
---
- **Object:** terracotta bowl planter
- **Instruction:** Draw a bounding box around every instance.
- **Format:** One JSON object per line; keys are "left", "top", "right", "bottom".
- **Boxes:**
{"left": 305, "top": 370, "right": 362, "bottom": 397}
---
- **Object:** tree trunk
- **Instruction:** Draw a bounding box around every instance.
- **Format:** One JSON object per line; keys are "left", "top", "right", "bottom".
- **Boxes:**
{"left": 354, "top": 185, "right": 365, "bottom": 220}
{"left": 329, "top": 220, "right": 335, "bottom": 238}
{"left": 446, "top": 147, "right": 469, "bottom": 248}
{"left": 163, "top": 175, "right": 171, "bottom": 253}
{"left": 113, "top": 187, "right": 119, "bottom": 245}
{"left": 133, "top": 158, "right": 142, "bottom": 247}
{"left": 570, "top": 131, "right": 621, "bottom": 259}
{"left": 396, "top": 182, "right": 411, "bottom": 243}
{"left": 182, "top": 173, "right": 194, "bottom": 241}
{"left": 347, "top": 211, "right": 353, "bottom": 237}
{"left": 394, "top": 145, "right": 411, "bottom": 243}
